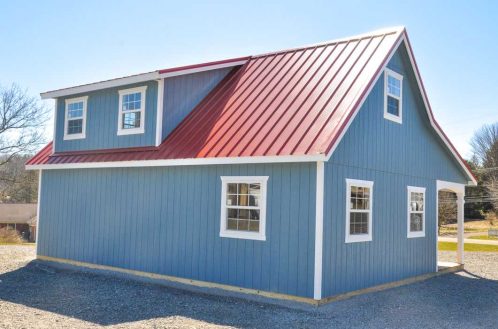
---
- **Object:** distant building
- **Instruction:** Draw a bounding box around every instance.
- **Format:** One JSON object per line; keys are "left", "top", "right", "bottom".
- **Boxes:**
{"left": 0, "top": 203, "right": 37, "bottom": 242}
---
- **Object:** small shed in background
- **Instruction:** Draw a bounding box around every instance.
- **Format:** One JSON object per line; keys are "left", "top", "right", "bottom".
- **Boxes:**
{"left": 0, "top": 203, "right": 37, "bottom": 242}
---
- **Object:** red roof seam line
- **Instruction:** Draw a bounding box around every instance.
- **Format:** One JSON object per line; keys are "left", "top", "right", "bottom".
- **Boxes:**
{"left": 230, "top": 46, "right": 324, "bottom": 157}
{"left": 212, "top": 47, "right": 313, "bottom": 157}
{"left": 174, "top": 52, "right": 284, "bottom": 158}
{"left": 163, "top": 55, "right": 276, "bottom": 158}
{"left": 300, "top": 35, "right": 385, "bottom": 154}
{"left": 248, "top": 44, "right": 342, "bottom": 156}
{"left": 324, "top": 33, "right": 404, "bottom": 155}
{"left": 206, "top": 49, "right": 304, "bottom": 157}
{"left": 273, "top": 39, "right": 364, "bottom": 156}
{"left": 246, "top": 43, "right": 345, "bottom": 156}
{"left": 260, "top": 38, "right": 361, "bottom": 156}
{"left": 199, "top": 51, "right": 299, "bottom": 157}
{"left": 289, "top": 36, "right": 378, "bottom": 155}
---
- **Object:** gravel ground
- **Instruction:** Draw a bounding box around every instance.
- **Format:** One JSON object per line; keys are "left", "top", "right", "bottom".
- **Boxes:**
{"left": 0, "top": 245, "right": 497, "bottom": 329}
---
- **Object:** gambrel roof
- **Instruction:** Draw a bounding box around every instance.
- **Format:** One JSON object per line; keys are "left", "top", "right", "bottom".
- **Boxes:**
{"left": 26, "top": 27, "right": 477, "bottom": 185}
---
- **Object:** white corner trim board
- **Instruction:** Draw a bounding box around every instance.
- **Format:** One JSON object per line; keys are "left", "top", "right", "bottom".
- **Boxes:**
{"left": 35, "top": 170, "right": 42, "bottom": 256}
{"left": 155, "top": 79, "right": 165, "bottom": 146}
{"left": 314, "top": 161, "right": 324, "bottom": 300}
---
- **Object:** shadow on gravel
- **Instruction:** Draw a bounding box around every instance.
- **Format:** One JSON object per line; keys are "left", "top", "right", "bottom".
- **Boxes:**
{"left": 1, "top": 261, "right": 498, "bottom": 328}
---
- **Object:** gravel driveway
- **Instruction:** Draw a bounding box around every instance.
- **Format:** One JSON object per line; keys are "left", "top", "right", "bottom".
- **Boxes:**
{"left": 1, "top": 245, "right": 497, "bottom": 328}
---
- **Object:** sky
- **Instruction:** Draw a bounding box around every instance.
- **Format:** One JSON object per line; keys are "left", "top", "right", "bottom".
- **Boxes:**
{"left": 1, "top": 0, "right": 497, "bottom": 158}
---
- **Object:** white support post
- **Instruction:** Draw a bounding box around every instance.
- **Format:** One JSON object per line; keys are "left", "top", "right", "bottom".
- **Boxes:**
{"left": 314, "top": 161, "right": 324, "bottom": 300}
{"left": 456, "top": 194, "right": 465, "bottom": 264}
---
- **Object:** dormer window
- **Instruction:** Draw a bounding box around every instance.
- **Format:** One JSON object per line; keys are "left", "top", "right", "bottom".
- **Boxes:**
{"left": 64, "top": 96, "right": 87, "bottom": 140}
{"left": 117, "top": 86, "right": 147, "bottom": 135}
{"left": 384, "top": 68, "right": 403, "bottom": 124}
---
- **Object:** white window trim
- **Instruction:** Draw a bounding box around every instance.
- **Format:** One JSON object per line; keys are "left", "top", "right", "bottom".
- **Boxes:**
{"left": 117, "top": 86, "right": 147, "bottom": 136}
{"left": 383, "top": 68, "right": 403, "bottom": 124}
{"left": 63, "top": 96, "right": 88, "bottom": 140}
{"left": 345, "top": 178, "right": 373, "bottom": 243}
{"left": 407, "top": 186, "right": 426, "bottom": 238}
{"left": 220, "top": 176, "right": 268, "bottom": 241}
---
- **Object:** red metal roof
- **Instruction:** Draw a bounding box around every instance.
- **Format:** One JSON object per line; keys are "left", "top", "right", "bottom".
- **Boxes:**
{"left": 28, "top": 28, "right": 404, "bottom": 166}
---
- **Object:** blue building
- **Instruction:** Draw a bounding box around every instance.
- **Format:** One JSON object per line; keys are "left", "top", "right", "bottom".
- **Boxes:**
{"left": 27, "top": 27, "right": 476, "bottom": 304}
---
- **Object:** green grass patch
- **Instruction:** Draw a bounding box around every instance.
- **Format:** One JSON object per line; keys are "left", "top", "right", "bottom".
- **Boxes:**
{"left": 438, "top": 241, "right": 498, "bottom": 252}
{"left": 469, "top": 235, "right": 498, "bottom": 241}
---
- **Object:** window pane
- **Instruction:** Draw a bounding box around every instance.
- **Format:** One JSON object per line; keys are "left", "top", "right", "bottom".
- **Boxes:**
{"left": 226, "top": 195, "right": 237, "bottom": 206}
{"left": 68, "top": 102, "right": 84, "bottom": 118}
{"left": 227, "top": 219, "right": 237, "bottom": 230}
{"left": 350, "top": 186, "right": 370, "bottom": 210}
{"left": 387, "top": 96, "right": 399, "bottom": 116}
{"left": 248, "top": 194, "right": 259, "bottom": 207}
{"left": 410, "top": 192, "right": 424, "bottom": 211}
{"left": 238, "top": 220, "right": 249, "bottom": 231}
{"left": 239, "top": 194, "right": 249, "bottom": 206}
{"left": 122, "top": 92, "right": 142, "bottom": 111}
{"left": 249, "top": 209, "right": 260, "bottom": 220}
{"left": 122, "top": 112, "right": 141, "bottom": 129}
{"left": 249, "top": 221, "right": 259, "bottom": 232}
{"left": 227, "top": 183, "right": 237, "bottom": 194}
{"left": 388, "top": 75, "right": 401, "bottom": 96}
{"left": 410, "top": 213, "right": 423, "bottom": 232}
{"left": 350, "top": 212, "right": 368, "bottom": 235}
{"left": 238, "top": 209, "right": 250, "bottom": 220}
{"left": 67, "top": 119, "right": 83, "bottom": 134}
{"left": 249, "top": 183, "right": 260, "bottom": 194}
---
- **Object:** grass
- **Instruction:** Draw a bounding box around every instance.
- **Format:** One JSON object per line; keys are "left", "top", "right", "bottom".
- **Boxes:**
{"left": 440, "top": 219, "right": 498, "bottom": 235}
{"left": 469, "top": 235, "right": 498, "bottom": 241}
{"left": 438, "top": 241, "right": 498, "bottom": 252}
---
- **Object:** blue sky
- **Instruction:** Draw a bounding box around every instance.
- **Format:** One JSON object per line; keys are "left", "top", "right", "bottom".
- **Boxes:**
{"left": 1, "top": 0, "right": 497, "bottom": 158}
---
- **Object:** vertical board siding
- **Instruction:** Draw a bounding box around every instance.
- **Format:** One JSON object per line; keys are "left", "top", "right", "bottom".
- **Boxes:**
{"left": 322, "top": 44, "right": 468, "bottom": 297}
{"left": 55, "top": 81, "right": 158, "bottom": 152}
{"left": 162, "top": 68, "right": 232, "bottom": 139}
{"left": 39, "top": 163, "right": 316, "bottom": 298}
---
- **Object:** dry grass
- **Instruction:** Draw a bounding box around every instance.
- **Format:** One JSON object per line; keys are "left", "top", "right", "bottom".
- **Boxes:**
{"left": 440, "top": 219, "right": 498, "bottom": 234}
{"left": 0, "top": 228, "right": 23, "bottom": 244}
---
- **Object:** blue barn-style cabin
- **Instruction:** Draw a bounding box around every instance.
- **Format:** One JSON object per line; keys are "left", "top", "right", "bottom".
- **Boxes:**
{"left": 27, "top": 27, "right": 476, "bottom": 304}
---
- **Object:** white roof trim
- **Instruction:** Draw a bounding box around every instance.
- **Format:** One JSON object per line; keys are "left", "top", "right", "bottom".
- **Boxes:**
{"left": 158, "top": 60, "right": 247, "bottom": 78}
{"left": 324, "top": 33, "right": 477, "bottom": 186}
{"left": 40, "top": 61, "right": 247, "bottom": 100}
{"left": 25, "top": 154, "right": 326, "bottom": 170}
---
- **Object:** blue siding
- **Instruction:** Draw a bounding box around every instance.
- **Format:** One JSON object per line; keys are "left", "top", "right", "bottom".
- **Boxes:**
{"left": 54, "top": 81, "right": 158, "bottom": 152}
{"left": 38, "top": 163, "right": 316, "bottom": 298}
{"left": 322, "top": 44, "right": 468, "bottom": 297}
{"left": 162, "top": 68, "right": 232, "bottom": 139}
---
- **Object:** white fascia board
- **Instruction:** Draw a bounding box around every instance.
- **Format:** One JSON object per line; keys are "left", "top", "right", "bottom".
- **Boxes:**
{"left": 25, "top": 154, "right": 326, "bottom": 170}
{"left": 40, "top": 72, "right": 160, "bottom": 99}
{"left": 324, "top": 34, "right": 477, "bottom": 186}
{"left": 158, "top": 60, "right": 247, "bottom": 78}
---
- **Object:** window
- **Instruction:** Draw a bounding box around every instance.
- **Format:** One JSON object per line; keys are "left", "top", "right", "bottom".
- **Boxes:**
{"left": 220, "top": 176, "right": 268, "bottom": 241}
{"left": 64, "top": 96, "right": 87, "bottom": 140}
{"left": 345, "top": 179, "right": 373, "bottom": 243}
{"left": 407, "top": 186, "right": 425, "bottom": 238}
{"left": 384, "top": 68, "right": 403, "bottom": 123}
{"left": 117, "top": 86, "right": 147, "bottom": 135}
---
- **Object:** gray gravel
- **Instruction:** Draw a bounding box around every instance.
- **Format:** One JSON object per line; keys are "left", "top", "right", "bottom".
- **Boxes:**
{"left": 1, "top": 245, "right": 497, "bottom": 328}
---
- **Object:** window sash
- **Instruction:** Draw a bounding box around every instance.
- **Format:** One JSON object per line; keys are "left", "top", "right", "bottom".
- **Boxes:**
{"left": 117, "top": 86, "right": 147, "bottom": 135}
{"left": 407, "top": 186, "right": 425, "bottom": 237}
{"left": 64, "top": 97, "right": 87, "bottom": 140}
{"left": 220, "top": 176, "right": 268, "bottom": 241}
{"left": 345, "top": 179, "right": 373, "bottom": 243}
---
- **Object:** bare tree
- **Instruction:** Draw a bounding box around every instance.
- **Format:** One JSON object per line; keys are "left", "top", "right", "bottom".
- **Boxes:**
{"left": 470, "top": 122, "right": 498, "bottom": 216}
{"left": 470, "top": 123, "right": 498, "bottom": 167}
{"left": 0, "top": 84, "right": 49, "bottom": 166}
